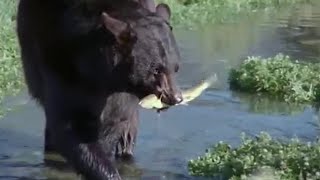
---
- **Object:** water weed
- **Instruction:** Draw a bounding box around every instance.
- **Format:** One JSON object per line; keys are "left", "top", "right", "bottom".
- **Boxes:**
{"left": 229, "top": 54, "right": 320, "bottom": 103}
{"left": 188, "top": 132, "right": 320, "bottom": 180}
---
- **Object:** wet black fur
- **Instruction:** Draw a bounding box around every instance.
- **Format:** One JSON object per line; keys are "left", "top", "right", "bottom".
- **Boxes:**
{"left": 16, "top": 0, "right": 181, "bottom": 179}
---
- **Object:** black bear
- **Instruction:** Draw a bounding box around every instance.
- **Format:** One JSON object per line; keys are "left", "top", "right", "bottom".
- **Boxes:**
{"left": 16, "top": 0, "right": 182, "bottom": 179}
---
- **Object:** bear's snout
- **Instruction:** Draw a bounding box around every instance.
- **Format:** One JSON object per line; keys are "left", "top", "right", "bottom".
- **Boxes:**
{"left": 161, "top": 89, "right": 183, "bottom": 106}
{"left": 156, "top": 73, "right": 183, "bottom": 106}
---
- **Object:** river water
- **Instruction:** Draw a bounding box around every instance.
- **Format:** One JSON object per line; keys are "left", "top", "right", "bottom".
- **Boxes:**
{"left": 1, "top": 1, "right": 320, "bottom": 180}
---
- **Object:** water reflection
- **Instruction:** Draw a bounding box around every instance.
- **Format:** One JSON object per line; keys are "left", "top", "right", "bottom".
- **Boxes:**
{"left": 265, "top": 1, "right": 320, "bottom": 61}
{"left": 232, "top": 92, "right": 310, "bottom": 116}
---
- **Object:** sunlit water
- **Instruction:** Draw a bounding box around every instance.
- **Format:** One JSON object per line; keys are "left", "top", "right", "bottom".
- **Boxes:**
{"left": 1, "top": 2, "right": 320, "bottom": 180}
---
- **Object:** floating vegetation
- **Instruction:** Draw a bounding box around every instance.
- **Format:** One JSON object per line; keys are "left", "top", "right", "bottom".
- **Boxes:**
{"left": 229, "top": 54, "right": 320, "bottom": 103}
{"left": 188, "top": 132, "right": 320, "bottom": 180}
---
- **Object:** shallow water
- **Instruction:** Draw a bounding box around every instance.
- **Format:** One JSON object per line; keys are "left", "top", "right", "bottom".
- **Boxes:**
{"left": 1, "top": 2, "right": 320, "bottom": 180}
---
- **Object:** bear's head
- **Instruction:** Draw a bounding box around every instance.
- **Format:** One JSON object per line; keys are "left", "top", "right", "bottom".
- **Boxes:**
{"left": 101, "top": 0, "right": 183, "bottom": 106}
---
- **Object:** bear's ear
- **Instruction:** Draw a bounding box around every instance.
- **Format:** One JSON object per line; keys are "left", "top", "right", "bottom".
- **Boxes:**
{"left": 138, "top": 0, "right": 171, "bottom": 22}
{"left": 156, "top": 3, "right": 171, "bottom": 22}
{"left": 101, "top": 12, "right": 136, "bottom": 46}
{"left": 139, "top": 0, "right": 156, "bottom": 12}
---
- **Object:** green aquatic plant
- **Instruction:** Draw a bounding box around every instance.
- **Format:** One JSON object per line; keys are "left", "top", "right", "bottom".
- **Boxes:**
{"left": 188, "top": 132, "right": 320, "bottom": 180}
{"left": 229, "top": 54, "right": 320, "bottom": 103}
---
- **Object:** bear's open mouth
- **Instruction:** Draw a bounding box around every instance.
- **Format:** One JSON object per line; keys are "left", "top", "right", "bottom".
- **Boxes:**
{"left": 154, "top": 87, "right": 182, "bottom": 106}
{"left": 153, "top": 73, "right": 183, "bottom": 106}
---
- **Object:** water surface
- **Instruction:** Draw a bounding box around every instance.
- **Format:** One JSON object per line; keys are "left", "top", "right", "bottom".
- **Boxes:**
{"left": 1, "top": 2, "right": 320, "bottom": 179}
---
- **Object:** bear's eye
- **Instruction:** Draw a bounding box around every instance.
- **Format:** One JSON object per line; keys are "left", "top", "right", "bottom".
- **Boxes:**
{"left": 154, "top": 65, "right": 164, "bottom": 76}
{"left": 154, "top": 67, "right": 161, "bottom": 75}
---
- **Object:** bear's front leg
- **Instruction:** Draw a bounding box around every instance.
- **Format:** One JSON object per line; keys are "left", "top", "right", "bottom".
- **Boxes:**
{"left": 45, "top": 108, "right": 121, "bottom": 180}
{"left": 115, "top": 109, "right": 139, "bottom": 160}
{"left": 50, "top": 124, "right": 121, "bottom": 179}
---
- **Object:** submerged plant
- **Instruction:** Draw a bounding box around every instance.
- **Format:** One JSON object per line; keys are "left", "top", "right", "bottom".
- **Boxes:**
{"left": 188, "top": 132, "right": 320, "bottom": 180}
{"left": 229, "top": 54, "right": 320, "bottom": 103}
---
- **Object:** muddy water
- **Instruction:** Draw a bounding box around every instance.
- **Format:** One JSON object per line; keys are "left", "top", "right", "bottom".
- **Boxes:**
{"left": 1, "top": 1, "right": 320, "bottom": 180}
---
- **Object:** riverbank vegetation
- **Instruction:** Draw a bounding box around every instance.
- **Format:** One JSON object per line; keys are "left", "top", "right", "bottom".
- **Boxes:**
{"left": 0, "top": 0, "right": 24, "bottom": 117}
{"left": 157, "top": 0, "right": 309, "bottom": 28}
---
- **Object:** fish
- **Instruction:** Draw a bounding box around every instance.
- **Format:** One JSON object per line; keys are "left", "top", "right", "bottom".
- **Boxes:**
{"left": 139, "top": 74, "right": 218, "bottom": 110}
